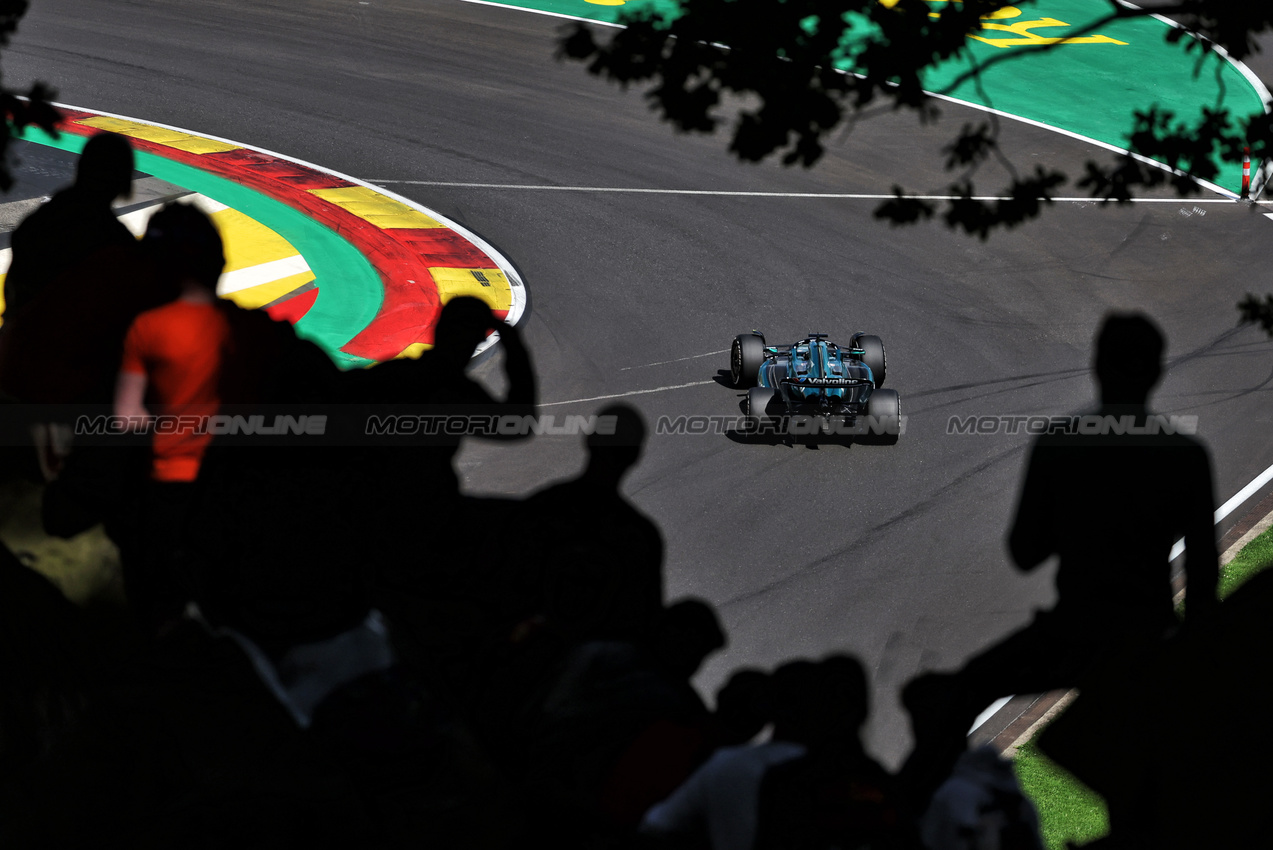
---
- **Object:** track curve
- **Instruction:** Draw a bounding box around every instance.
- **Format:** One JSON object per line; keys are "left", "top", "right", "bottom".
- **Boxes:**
{"left": 10, "top": 0, "right": 1273, "bottom": 764}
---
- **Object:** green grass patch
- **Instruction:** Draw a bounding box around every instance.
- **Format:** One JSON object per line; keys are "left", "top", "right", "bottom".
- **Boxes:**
{"left": 0, "top": 478, "right": 125, "bottom": 607}
{"left": 1218, "top": 522, "right": 1273, "bottom": 599}
{"left": 1012, "top": 520, "right": 1273, "bottom": 848}
{"left": 1013, "top": 739, "right": 1108, "bottom": 850}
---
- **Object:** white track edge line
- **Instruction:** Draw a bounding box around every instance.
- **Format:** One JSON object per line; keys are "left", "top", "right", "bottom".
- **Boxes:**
{"left": 461, "top": 0, "right": 1263, "bottom": 202}
{"left": 1115, "top": 0, "right": 1273, "bottom": 196}
{"left": 462, "top": 0, "right": 623, "bottom": 28}
{"left": 365, "top": 181, "right": 1258, "bottom": 203}
{"left": 540, "top": 379, "right": 716, "bottom": 407}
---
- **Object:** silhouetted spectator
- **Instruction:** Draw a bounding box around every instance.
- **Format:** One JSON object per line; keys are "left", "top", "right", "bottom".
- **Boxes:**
{"left": 754, "top": 657, "right": 909, "bottom": 849}
{"left": 645, "top": 656, "right": 905, "bottom": 850}
{"left": 465, "top": 405, "right": 663, "bottom": 729}
{"left": 0, "top": 134, "right": 173, "bottom": 481}
{"left": 172, "top": 271, "right": 365, "bottom": 649}
{"left": 901, "top": 312, "right": 1219, "bottom": 807}
{"left": 521, "top": 403, "right": 664, "bottom": 647}
{"left": 0, "top": 542, "right": 96, "bottom": 775}
{"left": 182, "top": 363, "right": 368, "bottom": 656}
{"left": 339, "top": 300, "right": 535, "bottom": 702}
{"left": 0, "top": 234, "right": 167, "bottom": 404}
{"left": 1007, "top": 313, "right": 1217, "bottom": 627}
{"left": 641, "top": 663, "right": 805, "bottom": 850}
{"left": 4, "top": 132, "right": 136, "bottom": 315}
{"left": 709, "top": 668, "right": 771, "bottom": 748}
{"left": 345, "top": 296, "right": 534, "bottom": 556}
{"left": 520, "top": 600, "right": 725, "bottom": 837}
{"left": 307, "top": 662, "right": 522, "bottom": 849}
{"left": 1037, "top": 567, "right": 1273, "bottom": 849}
{"left": 182, "top": 298, "right": 531, "bottom": 689}
{"left": 97, "top": 202, "right": 228, "bottom": 633}
{"left": 350, "top": 295, "right": 535, "bottom": 507}
{"left": 2, "top": 613, "right": 375, "bottom": 849}
{"left": 918, "top": 747, "right": 1041, "bottom": 850}
{"left": 115, "top": 201, "right": 230, "bottom": 481}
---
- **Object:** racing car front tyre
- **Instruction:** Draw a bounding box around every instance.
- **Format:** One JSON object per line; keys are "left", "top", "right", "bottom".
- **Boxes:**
{"left": 855, "top": 334, "right": 887, "bottom": 388}
{"left": 732, "top": 333, "right": 766, "bottom": 388}
{"left": 867, "top": 388, "right": 901, "bottom": 437}
{"left": 747, "top": 387, "right": 776, "bottom": 430}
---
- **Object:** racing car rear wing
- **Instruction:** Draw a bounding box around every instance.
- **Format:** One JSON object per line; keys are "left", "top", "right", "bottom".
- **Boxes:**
{"left": 781, "top": 377, "right": 873, "bottom": 389}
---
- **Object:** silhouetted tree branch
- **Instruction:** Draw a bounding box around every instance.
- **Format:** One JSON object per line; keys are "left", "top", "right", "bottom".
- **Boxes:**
{"left": 0, "top": 1, "right": 60, "bottom": 191}
{"left": 558, "top": 0, "right": 1273, "bottom": 333}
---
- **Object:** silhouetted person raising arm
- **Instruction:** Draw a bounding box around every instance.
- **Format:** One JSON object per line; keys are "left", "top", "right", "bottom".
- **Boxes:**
{"left": 347, "top": 296, "right": 536, "bottom": 522}
{"left": 324, "top": 298, "right": 536, "bottom": 703}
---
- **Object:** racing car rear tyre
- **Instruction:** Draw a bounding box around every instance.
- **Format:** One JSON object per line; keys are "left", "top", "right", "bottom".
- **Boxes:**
{"left": 867, "top": 388, "right": 901, "bottom": 437}
{"left": 747, "top": 387, "right": 777, "bottom": 430}
{"left": 856, "top": 335, "right": 887, "bottom": 388}
{"left": 732, "top": 333, "right": 766, "bottom": 388}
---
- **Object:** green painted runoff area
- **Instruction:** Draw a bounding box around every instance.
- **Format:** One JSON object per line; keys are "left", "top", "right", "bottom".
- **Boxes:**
{"left": 492, "top": 0, "right": 1266, "bottom": 193}
{"left": 16, "top": 127, "right": 381, "bottom": 368}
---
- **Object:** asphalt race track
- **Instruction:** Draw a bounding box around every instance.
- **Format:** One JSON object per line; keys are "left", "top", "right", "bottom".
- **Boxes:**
{"left": 10, "top": 0, "right": 1273, "bottom": 765}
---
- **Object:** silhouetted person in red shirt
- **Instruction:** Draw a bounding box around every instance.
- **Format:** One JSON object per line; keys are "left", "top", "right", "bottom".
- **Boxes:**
{"left": 115, "top": 202, "right": 230, "bottom": 482}
{"left": 110, "top": 201, "right": 229, "bottom": 634}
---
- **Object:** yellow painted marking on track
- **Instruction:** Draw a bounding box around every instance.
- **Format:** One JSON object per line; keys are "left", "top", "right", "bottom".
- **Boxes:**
{"left": 430, "top": 267, "right": 513, "bottom": 313}
{"left": 219, "top": 272, "right": 317, "bottom": 311}
{"left": 309, "top": 187, "right": 447, "bottom": 229}
{"left": 75, "top": 116, "right": 240, "bottom": 154}
{"left": 210, "top": 207, "right": 305, "bottom": 273}
{"left": 970, "top": 8, "right": 1127, "bottom": 47}
{"left": 206, "top": 201, "right": 314, "bottom": 306}
{"left": 0, "top": 195, "right": 312, "bottom": 326}
{"left": 880, "top": 1, "right": 1127, "bottom": 44}
{"left": 394, "top": 342, "right": 433, "bottom": 360}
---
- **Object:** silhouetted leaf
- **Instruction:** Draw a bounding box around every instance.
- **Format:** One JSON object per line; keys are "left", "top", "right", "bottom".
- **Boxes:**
{"left": 874, "top": 188, "right": 935, "bottom": 225}
{"left": 1238, "top": 293, "right": 1273, "bottom": 334}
